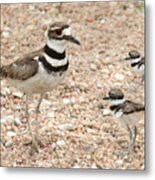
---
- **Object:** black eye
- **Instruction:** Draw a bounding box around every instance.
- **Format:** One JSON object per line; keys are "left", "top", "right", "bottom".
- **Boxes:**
{"left": 55, "top": 29, "right": 62, "bottom": 36}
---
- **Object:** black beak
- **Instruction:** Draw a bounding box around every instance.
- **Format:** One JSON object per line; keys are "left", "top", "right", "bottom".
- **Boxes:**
{"left": 103, "top": 96, "right": 110, "bottom": 100}
{"left": 64, "top": 35, "right": 81, "bottom": 45}
{"left": 124, "top": 57, "right": 131, "bottom": 61}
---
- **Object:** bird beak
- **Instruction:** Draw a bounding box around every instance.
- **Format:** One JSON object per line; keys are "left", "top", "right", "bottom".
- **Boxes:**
{"left": 64, "top": 35, "right": 81, "bottom": 45}
{"left": 124, "top": 57, "right": 131, "bottom": 61}
{"left": 103, "top": 96, "right": 110, "bottom": 100}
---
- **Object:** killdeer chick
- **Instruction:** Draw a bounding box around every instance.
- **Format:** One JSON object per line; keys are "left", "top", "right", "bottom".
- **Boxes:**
{"left": 103, "top": 88, "right": 145, "bottom": 155}
{"left": 124, "top": 50, "right": 145, "bottom": 82}
{"left": 0, "top": 22, "right": 80, "bottom": 154}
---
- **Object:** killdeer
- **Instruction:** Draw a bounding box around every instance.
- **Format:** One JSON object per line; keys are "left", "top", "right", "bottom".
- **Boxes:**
{"left": 103, "top": 88, "right": 145, "bottom": 155}
{"left": 124, "top": 50, "right": 145, "bottom": 82}
{"left": 0, "top": 22, "right": 80, "bottom": 154}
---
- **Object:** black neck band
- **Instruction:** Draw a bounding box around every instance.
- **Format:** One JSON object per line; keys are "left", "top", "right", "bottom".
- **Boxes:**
{"left": 44, "top": 45, "right": 66, "bottom": 60}
{"left": 131, "top": 61, "right": 140, "bottom": 67}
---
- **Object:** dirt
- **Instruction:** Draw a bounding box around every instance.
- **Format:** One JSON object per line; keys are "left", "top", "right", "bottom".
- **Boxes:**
{"left": 0, "top": 1, "right": 145, "bottom": 169}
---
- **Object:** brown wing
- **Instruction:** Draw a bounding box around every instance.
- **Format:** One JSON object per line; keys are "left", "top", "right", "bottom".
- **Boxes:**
{"left": 1, "top": 49, "right": 43, "bottom": 80}
{"left": 123, "top": 100, "right": 145, "bottom": 114}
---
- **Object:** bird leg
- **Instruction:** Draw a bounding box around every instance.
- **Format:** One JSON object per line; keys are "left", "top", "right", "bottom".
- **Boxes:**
{"left": 126, "top": 125, "right": 137, "bottom": 153}
{"left": 117, "top": 124, "right": 137, "bottom": 157}
{"left": 34, "top": 93, "right": 45, "bottom": 148}
{"left": 25, "top": 95, "right": 39, "bottom": 155}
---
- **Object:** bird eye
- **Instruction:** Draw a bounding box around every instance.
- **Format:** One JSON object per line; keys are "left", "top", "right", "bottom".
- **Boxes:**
{"left": 55, "top": 29, "right": 62, "bottom": 36}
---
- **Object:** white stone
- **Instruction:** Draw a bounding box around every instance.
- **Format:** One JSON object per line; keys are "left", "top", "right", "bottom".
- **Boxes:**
{"left": 1, "top": 115, "right": 14, "bottom": 124}
{"left": 73, "top": 164, "right": 80, "bottom": 168}
{"left": 115, "top": 159, "right": 124, "bottom": 165}
{"left": 7, "top": 131, "right": 16, "bottom": 137}
{"left": 63, "top": 98, "right": 71, "bottom": 105}
{"left": 102, "top": 109, "right": 111, "bottom": 116}
{"left": 14, "top": 118, "right": 22, "bottom": 125}
{"left": 56, "top": 140, "right": 66, "bottom": 147}
{"left": 41, "top": 99, "right": 52, "bottom": 108}
{"left": 13, "top": 91, "right": 23, "bottom": 98}
{"left": 114, "top": 73, "right": 124, "bottom": 81}
{"left": 1, "top": 87, "right": 10, "bottom": 96}
{"left": 58, "top": 123, "right": 74, "bottom": 131}
{"left": 5, "top": 140, "right": 13, "bottom": 148}
{"left": 47, "top": 112, "right": 55, "bottom": 118}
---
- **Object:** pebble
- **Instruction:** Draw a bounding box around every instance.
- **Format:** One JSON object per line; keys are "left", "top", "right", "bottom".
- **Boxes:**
{"left": 41, "top": 99, "right": 52, "bottom": 108}
{"left": 102, "top": 109, "right": 111, "bottom": 116}
{"left": 114, "top": 73, "right": 124, "bottom": 81}
{"left": 1, "top": 97, "right": 6, "bottom": 105}
{"left": 7, "top": 131, "right": 16, "bottom": 137}
{"left": 98, "top": 102, "right": 104, "bottom": 109}
{"left": 63, "top": 98, "right": 75, "bottom": 105}
{"left": 58, "top": 123, "right": 74, "bottom": 131}
{"left": 14, "top": 118, "right": 22, "bottom": 126}
{"left": 46, "top": 112, "right": 55, "bottom": 118}
{"left": 5, "top": 140, "right": 13, "bottom": 148}
{"left": 2, "top": 27, "right": 11, "bottom": 38}
{"left": 56, "top": 140, "right": 66, "bottom": 148}
{"left": 63, "top": 98, "right": 71, "bottom": 105}
{"left": 115, "top": 159, "right": 124, "bottom": 165}
{"left": 1, "top": 87, "right": 10, "bottom": 96}
{"left": 13, "top": 92, "right": 23, "bottom": 98}
{"left": 90, "top": 63, "right": 96, "bottom": 71}
{"left": 91, "top": 163, "right": 98, "bottom": 168}
{"left": 1, "top": 115, "right": 14, "bottom": 124}
{"left": 73, "top": 164, "right": 80, "bottom": 168}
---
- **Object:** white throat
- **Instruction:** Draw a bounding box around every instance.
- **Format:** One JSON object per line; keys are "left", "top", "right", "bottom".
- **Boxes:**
{"left": 110, "top": 98, "right": 125, "bottom": 106}
{"left": 130, "top": 57, "right": 141, "bottom": 63}
{"left": 47, "top": 39, "right": 66, "bottom": 53}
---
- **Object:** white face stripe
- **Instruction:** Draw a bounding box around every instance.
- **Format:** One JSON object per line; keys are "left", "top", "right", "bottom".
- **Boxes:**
{"left": 63, "top": 27, "right": 71, "bottom": 36}
{"left": 50, "top": 26, "right": 61, "bottom": 31}
{"left": 130, "top": 57, "right": 141, "bottom": 63}
{"left": 110, "top": 98, "right": 125, "bottom": 106}
{"left": 44, "top": 53, "right": 68, "bottom": 67}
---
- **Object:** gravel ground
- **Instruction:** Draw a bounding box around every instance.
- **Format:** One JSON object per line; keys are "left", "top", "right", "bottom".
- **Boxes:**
{"left": 1, "top": 1, "right": 144, "bottom": 169}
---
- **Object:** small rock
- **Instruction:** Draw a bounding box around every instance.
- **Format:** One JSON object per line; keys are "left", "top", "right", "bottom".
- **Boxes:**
{"left": 100, "top": 18, "right": 105, "bottom": 24}
{"left": 47, "top": 112, "right": 55, "bottom": 118}
{"left": 1, "top": 115, "right": 14, "bottom": 124}
{"left": 5, "top": 140, "right": 13, "bottom": 148}
{"left": 1, "top": 87, "right": 10, "bottom": 96}
{"left": 56, "top": 140, "right": 66, "bottom": 148}
{"left": 102, "top": 109, "right": 111, "bottom": 116}
{"left": 13, "top": 91, "right": 23, "bottom": 98}
{"left": 73, "top": 164, "right": 80, "bottom": 168}
{"left": 7, "top": 131, "right": 16, "bottom": 137}
{"left": 114, "top": 73, "right": 124, "bottom": 81}
{"left": 14, "top": 118, "right": 22, "bottom": 126}
{"left": 98, "top": 102, "right": 104, "bottom": 109}
{"left": 2, "top": 27, "right": 11, "bottom": 38}
{"left": 41, "top": 99, "right": 52, "bottom": 108}
{"left": 58, "top": 123, "right": 74, "bottom": 131}
{"left": 90, "top": 63, "right": 96, "bottom": 71}
{"left": 63, "top": 98, "right": 71, "bottom": 105}
{"left": 115, "top": 159, "right": 124, "bottom": 165}
{"left": 91, "top": 163, "right": 98, "bottom": 168}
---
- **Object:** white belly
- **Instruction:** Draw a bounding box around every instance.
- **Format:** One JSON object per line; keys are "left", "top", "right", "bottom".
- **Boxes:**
{"left": 9, "top": 71, "right": 66, "bottom": 94}
{"left": 113, "top": 111, "right": 144, "bottom": 126}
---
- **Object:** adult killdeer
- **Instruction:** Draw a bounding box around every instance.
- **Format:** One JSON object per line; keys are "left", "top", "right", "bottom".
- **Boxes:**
{"left": 124, "top": 50, "right": 145, "bottom": 82}
{"left": 0, "top": 22, "right": 80, "bottom": 154}
{"left": 103, "top": 88, "right": 145, "bottom": 155}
